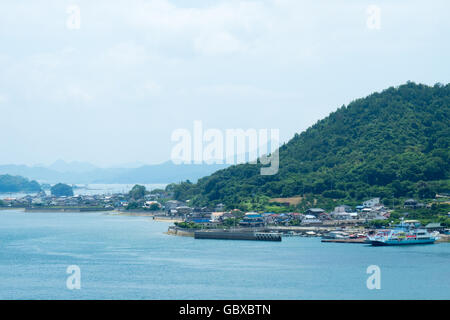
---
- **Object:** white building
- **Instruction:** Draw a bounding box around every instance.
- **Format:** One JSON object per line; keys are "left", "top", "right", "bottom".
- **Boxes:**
{"left": 363, "top": 198, "right": 380, "bottom": 208}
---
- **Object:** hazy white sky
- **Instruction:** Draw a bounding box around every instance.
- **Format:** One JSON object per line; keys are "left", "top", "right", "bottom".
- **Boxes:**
{"left": 1, "top": 0, "right": 449, "bottom": 167}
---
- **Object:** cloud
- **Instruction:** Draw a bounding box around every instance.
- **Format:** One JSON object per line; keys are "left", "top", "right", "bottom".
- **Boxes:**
{"left": 137, "top": 81, "right": 162, "bottom": 97}
{"left": 191, "top": 84, "right": 301, "bottom": 100}
{"left": 0, "top": 94, "right": 8, "bottom": 104}
{"left": 194, "top": 31, "right": 245, "bottom": 55}
{"left": 102, "top": 42, "right": 150, "bottom": 66}
{"left": 63, "top": 85, "right": 93, "bottom": 103}
{"left": 0, "top": 0, "right": 448, "bottom": 166}
{"left": 84, "top": 0, "right": 273, "bottom": 57}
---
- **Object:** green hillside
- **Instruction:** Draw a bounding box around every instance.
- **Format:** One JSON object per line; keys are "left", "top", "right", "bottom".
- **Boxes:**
{"left": 169, "top": 82, "right": 450, "bottom": 211}
{"left": 0, "top": 174, "right": 41, "bottom": 193}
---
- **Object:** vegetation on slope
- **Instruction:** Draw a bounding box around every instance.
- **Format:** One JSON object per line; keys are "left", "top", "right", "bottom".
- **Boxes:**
{"left": 50, "top": 183, "right": 74, "bottom": 197}
{"left": 168, "top": 82, "right": 450, "bottom": 211}
{"left": 0, "top": 174, "right": 41, "bottom": 193}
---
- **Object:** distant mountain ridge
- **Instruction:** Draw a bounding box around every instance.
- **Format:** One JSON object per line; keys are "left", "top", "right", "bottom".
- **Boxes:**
{"left": 0, "top": 161, "right": 229, "bottom": 184}
{"left": 47, "top": 160, "right": 98, "bottom": 173}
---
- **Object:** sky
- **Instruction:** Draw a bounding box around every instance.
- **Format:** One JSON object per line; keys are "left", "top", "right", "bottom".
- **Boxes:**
{"left": 1, "top": 0, "right": 449, "bottom": 167}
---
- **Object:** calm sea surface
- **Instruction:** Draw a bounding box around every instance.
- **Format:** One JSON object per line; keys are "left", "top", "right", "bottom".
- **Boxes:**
{"left": 0, "top": 209, "right": 449, "bottom": 300}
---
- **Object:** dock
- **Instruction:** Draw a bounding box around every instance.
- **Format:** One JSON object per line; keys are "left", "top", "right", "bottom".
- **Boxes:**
{"left": 321, "top": 238, "right": 367, "bottom": 244}
{"left": 436, "top": 234, "right": 450, "bottom": 243}
{"left": 194, "top": 230, "right": 282, "bottom": 241}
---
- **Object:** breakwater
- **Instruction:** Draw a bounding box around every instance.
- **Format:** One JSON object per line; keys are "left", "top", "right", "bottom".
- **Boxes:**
{"left": 194, "top": 230, "right": 282, "bottom": 241}
{"left": 321, "top": 238, "right": 367, "bottom": 244}
{"left": 25, "top": 207, "right": 112, "bottom": 212}
{"left": 166, "top": 226, "right": 196, "bottom": 237}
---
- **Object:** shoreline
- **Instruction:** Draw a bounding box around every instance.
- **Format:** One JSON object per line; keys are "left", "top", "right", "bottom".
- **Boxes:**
{"left": 2, "top": 207, "right": 448, "bottom": 242}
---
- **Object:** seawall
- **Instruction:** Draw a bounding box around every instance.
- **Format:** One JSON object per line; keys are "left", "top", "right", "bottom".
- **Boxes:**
{"left": 194, "top": 230, "right": 282, "bottom": 241}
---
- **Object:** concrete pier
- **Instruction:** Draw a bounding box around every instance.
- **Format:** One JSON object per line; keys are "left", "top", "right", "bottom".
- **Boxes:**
{"left": 194, "top": 230, "right": 282, "bottom": 241}
{"left": 321, "top": 238, "right": 367, "bottom": 244}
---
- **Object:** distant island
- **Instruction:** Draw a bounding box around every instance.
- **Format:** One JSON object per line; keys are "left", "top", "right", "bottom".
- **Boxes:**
{"left": 0, "top": 161, "right": 229, "bottom": 184}
{"left": 50, "top": 183, "right": 74, "bottom": 197}
{"left": 0, "top": 174, "right": 41, "bottom": 193}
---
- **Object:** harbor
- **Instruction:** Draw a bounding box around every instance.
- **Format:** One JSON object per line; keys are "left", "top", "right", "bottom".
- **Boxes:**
{"left": 194, "top": 230, "right": 282, "bottom": 241}
{"left": 321, "top": 238, "right": 367, "bottom": 244}
{"left": 1, "top": 208, "right": 449, "bottom": 299}
{"left": 168, "top": 220, "right": 450, "bottom": 245}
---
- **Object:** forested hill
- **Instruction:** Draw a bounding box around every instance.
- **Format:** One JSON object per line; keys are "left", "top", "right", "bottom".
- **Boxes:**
{"left": 0, "top": 175, "right": 41, "bottom": 193}
{"left": 169, "top": 82, "right": 450, "bottom": 209}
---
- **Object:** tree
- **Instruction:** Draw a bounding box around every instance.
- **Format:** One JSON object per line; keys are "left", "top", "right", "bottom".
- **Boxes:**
{"left": 0, "top": 174, "right": 41, "bottom": 192}
{"left": 417, "top": 184, "right": 436, "bottom": 199}
{"left": 126, "top": 202, "right": 140, "bottom": 210}
{"left": 322, "top": 190, "right": 347, "bottom": 199}
{"left": 129, "top": 184, "right": 146, "bottom": 200}
{"left": 51, "top": 183, "right": 74, "bottom": 197}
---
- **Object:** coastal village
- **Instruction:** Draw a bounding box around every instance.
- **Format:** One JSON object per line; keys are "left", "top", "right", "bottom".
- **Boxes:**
{"left": 1, "top": 185, "right": 449, "bottom": 243}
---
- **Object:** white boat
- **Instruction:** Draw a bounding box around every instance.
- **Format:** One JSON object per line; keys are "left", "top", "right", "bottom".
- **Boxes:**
{"left": 367, "top": 222, "right": 438, "bottom": 246}
{"left": 322, "top": 231, "right": 349, "bottom": 239}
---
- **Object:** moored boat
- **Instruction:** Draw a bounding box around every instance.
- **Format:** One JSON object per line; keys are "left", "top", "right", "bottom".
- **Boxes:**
{"left": 322, "top": 231, "right": 349, "bottom": 240}
{"left": 367, "top": 222, "right": 438, "bottom": 246}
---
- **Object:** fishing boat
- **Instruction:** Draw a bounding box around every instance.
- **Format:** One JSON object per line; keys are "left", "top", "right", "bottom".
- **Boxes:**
{"left": 321, "top": 231, "right": 349, "bottom": 240}
{"left": 367, "top": 221, "right": 438, "bottom": 246}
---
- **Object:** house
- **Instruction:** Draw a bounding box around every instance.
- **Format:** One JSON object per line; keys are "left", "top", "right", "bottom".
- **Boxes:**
{"left": 263, "top": 213, "right": 279, "bottom": 224}
{"left": 210, "top": 212, "right": 226, "bottom": 221}
{"left": 32, "top": 198, "right": 43, "bottom": 205}
{"left": 175, "top": 206, "right": 192, "bottom": 215}
{"left": 425, "top": 223, "right": 445, "bottom": 233}
{"left": 331, "top": 205, "right": 355, "bottom": 220}
{"left": 144, "top": 194, "right": 158, "bottom": 201}
{"left": 404, "top": 199, "right": 417, "bottom": 208}
{"left": 359, "top": 207, "right": 379, "bottom": 219}
{"left": 186, "top": 216, "right": 211, "bottom": 224}
{"left": 372, "top": 204, "right": 387, "bottom": 213}
{"left": 120, "top": 200, "right": 129, "bottom": 207}
{"left": 290, "top": 212, "right": 303, "bottom": 221}
{"left": 330, "top": 211, "right": 353, "bottom": 220}
{"left": 404, "top": 199, "right": 425, "bottom": 209}
{"left": 239, "top": 213, "right": 265, "bottom": 227}
{"left": 301, "top": 215, "right": 322, "bottom": 225}
{"left": 333, "top": 205, "right": 352, "bottom": 213}
{"left": 219, "top": 212, "right": 234, "bottom": 221}
{"left": 363, "top": 198, "right": 380, "bottom": 208}
{"left": 275, "top": 213, "right": 292, "bottom": 224}
{"left": 165, "top": 200, "right": 183, "bottom": 212}
{"left": 215, "top": 203, "right": 225, "bottom": 212}
{"left": 305, "top": 208, "right": 325, "bottom": 217}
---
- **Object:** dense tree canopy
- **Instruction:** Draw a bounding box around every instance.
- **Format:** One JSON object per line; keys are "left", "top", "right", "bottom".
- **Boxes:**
{"left": 50, "top": 183, "right": 74, "bottom": 197}
{"left": 129, "top": 184, "right": 146, "bottom": 200}
{"left": 0, "top": 174, "right": 41, "bottom": 192}
{"left": 168, "top": 82, "right": 450, "bottom": 209}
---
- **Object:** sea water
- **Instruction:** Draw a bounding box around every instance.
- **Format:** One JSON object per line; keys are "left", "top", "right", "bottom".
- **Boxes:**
{"left": 0, "top": 209, "right": 448, "bottom": 299}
